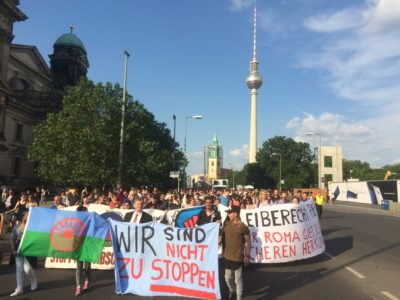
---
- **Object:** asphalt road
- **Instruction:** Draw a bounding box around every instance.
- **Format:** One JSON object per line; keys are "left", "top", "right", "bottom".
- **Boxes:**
{"left": 0, "top": 202, "right": 399, "bottom": 300}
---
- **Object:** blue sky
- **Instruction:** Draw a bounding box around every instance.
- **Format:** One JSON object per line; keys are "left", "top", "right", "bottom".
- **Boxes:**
{"left": 14, "top": 0, "right": 400, "bottom": 176}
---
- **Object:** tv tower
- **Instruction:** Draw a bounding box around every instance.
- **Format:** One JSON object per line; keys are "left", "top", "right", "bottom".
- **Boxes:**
{"left": 246, "top": 5, "right": 263, "bottom": 163}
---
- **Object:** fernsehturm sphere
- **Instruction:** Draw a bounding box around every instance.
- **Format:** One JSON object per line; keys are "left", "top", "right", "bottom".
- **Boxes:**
{"left": 246, "top": 6, "right": 263, "bottom": 164}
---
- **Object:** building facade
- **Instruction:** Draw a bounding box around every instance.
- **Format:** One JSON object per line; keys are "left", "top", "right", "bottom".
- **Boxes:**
{"left": 0, "top": 0, "right": 88, "bottom": 185}
{"left": 321, "top": 146, "right": 343, "bottom": 185}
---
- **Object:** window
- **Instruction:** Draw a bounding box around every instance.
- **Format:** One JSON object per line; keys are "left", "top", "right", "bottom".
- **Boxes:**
{"left": 324, "top": 156, "right": 333, "bottom": 168}
{"left": 211, "top": 161, "right": 214, "bottom": 166}
{"left": 15, "top": 124, "right": 23, "bottom": 141}
{"left": 13, "top": 158, "right": 20, "bottom": 177}
{"left": 14, "top": 79, "right": 29, "bottom": 92}
{"left": 324, "top": 174, "right": 333, "bottom": 182}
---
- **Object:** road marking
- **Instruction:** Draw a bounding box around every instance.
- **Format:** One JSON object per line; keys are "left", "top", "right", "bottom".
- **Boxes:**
{"left": 324, "top": 251, "right": 336, "bottom": 259}
{"left": 386, "top": 254, "right": 400, "bottom": 262}
{"left": 381, "top": 291, "right": 399, "bottom": 300}
{"left": 345, "top": 266, "right": 365, "bottom": 279}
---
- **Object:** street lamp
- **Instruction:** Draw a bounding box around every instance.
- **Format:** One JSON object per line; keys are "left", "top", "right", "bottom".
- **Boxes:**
{"left": 172, "top": 115, "right": 176, "bottom": 170}
{"left": 183, "top": 115, "right": 203, "bottom": 189}
{"left": 306, "top": 132, "right": 322, "bottom": 189}
{"left": 117, "top": 49, "right": 130, "bottom": 186}
{"left": 272, "top": 153, "right": 282, "bottom": 192}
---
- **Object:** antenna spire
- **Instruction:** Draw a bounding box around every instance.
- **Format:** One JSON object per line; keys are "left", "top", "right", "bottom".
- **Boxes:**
{"left": 253, "top": 5, "right": 257, "bottom": 62}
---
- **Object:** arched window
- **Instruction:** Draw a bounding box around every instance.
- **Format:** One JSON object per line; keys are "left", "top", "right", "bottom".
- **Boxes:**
{"left": 14, "top": 79, "right": 29, "bottom": 92}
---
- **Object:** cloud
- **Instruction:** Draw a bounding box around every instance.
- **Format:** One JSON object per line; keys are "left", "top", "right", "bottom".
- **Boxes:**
{"left": 286, "top": 117, "right": 300, "bottom": 129}
{"left": 287, "top": 112, "right": 400, "bottom": 167}
{"left": 300, "top": 0, "right": 400, "bottom": 108}
{"left": 230, "top": 144, "right": 249, "bottom": 158}
{"left": 189, "top": 151, "right": 203, "bottom": 160}
{"left": 296, "top": 0, "right": 400, "bottom": 166}
{"left": 229, "top": 0, "right": 253, "bottom": 11}
{"left": 304, "top": 5, "right": 369, "bottom": 32}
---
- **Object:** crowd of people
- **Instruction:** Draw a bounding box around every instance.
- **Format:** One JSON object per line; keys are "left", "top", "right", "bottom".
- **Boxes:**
{"left": 0, "top": 184, "right": 325, "bottom": 299}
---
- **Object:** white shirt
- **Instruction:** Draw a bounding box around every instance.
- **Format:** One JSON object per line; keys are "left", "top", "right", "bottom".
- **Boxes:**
{"left": 130, "top": 212, "right": 142, "bottom": 224}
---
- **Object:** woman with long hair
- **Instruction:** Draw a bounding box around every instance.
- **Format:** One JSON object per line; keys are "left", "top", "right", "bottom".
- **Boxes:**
{"left": 10, "top": 210, "right": 37, "bottom": 296}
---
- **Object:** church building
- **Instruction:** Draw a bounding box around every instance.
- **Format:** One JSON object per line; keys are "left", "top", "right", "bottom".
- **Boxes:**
{"left": 0, "top": 0, "right": 88, "bottom": 184}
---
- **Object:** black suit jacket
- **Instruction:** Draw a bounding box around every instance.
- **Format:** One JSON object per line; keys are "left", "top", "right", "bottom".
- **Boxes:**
{"left": 124, "top": 211, "right": 153, "bottom": 223}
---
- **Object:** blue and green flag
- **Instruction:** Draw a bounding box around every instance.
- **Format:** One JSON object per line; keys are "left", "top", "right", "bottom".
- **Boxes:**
{"left": 19, "top": 207, "right": 109, "bottom": 263}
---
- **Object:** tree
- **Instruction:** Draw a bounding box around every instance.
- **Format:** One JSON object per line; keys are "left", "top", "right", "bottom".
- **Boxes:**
{"left": 29, "top": 78, "right": 183, "bottom": 188}
{"left": 343, "top": 160, "right": 400, "bottom": 181}
{"left": 256, "top": 136, "right": 314, "bottom": 189}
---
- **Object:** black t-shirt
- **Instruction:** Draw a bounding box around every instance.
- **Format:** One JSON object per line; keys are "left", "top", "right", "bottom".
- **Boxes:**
{"left": 0, "top": 201, "right": 5, "bottom": 213}
{"left": 196, "top": 208, "right": 221, "bottom": 226}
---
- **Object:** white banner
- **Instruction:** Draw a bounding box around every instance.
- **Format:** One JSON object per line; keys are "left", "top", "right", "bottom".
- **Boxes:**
{"left": 219, "top": 200, "right": 325, "bottom": 263}
{"left": 110, "top": 220, "right": 221, "bottom": 299}
{"left": 45, "top": 201, "right": 325, "bottom": 269}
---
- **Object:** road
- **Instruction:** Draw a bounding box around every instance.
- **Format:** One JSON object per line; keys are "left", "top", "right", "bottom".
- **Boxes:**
{"left": 0, "top": 202, "right": 399, "bottom": 300}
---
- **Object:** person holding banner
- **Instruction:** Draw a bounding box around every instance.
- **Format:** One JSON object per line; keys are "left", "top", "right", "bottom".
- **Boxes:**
{"left": 75, "top": 205, "right": 92, "bottom": 296}
{"left": 197, "top": 196, "right": 221, "bottom": 226}
{"left": 124, "top": 198, "right": 153, "bottom": 223}
{"left": 10, "top": 210, "right": 37, "bottom": 297}
{"left": 220, "top": 206, "right": 251, "bottom": 300}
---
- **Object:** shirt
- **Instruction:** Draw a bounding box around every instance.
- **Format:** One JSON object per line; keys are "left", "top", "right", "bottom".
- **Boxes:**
{"left": 223, "top": 221, "right": 250, "bottom": 262}
{"left": 130, "top": 212, "right": 142, "bottom": 224}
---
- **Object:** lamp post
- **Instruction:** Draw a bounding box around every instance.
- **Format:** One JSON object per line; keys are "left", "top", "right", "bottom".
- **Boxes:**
{"left": 117, "top": 50, "right": 130, "bottom": 186}
{"left": 183, "top": 115, "right": 203, "bottom": 189}
{"left": 272, "top": 153, "right": 282, "bottom": 192}
{"left": 306, "top": 132, "right": 322, "bottom": 189}
{"left": 172, "top": 114, "right": 176, "bottom": 170}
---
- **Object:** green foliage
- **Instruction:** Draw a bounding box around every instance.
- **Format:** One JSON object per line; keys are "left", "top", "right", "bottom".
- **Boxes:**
{"left": 343, "top": 160, "right": 400, "bottom": 181}
{"left": 251, "top": 136, "right": 314, "bottom": 189}
{"left": 29, "top": 78, "right": 183, "bottom": 187}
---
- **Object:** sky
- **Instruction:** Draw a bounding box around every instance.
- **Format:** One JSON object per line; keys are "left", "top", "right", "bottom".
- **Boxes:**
{"left": 13, "top": 0, "right": 400, "bottom": 176}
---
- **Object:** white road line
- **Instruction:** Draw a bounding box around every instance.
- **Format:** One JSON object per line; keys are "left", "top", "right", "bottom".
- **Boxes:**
{"left": 381, "top": 291, "right": 399, "bottom": 300}
{"left": 386, "top": 254, "right": 400, "bottom": 262}
{"left": 324, "top": 251, "right": 336, "bottom": 259}
{"left": 345, "top": 266, "right": 366, "bottom": 279}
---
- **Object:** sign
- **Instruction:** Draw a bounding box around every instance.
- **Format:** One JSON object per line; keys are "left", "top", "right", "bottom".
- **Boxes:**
{"left": 170, "top": 171, "right": 180, "bottom": 178}
{"left": 109, "top": 221, "right": 221, "bottom": 299}
{"left": 219, "top": 200, "right": 325, "bottom": 263}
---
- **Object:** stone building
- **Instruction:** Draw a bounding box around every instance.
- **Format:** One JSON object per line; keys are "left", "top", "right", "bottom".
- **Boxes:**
{"left": 0, "top": 0, "right": 88, "bottom": 185}
{"left": 204, "top": 134, "right": 223, "bottom": 184}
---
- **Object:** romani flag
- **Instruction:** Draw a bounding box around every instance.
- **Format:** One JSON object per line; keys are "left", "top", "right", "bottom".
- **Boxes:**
{"left": 19, "top": 207, "right": 109, "bottom": 263}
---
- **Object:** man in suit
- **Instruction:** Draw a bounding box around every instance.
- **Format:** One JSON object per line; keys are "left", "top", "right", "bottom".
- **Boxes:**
{"left": 124, "top": 197, "right": 153, "bottom": 223}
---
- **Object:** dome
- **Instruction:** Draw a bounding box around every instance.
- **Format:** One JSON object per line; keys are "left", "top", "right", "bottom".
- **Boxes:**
{"left": 54, "top": 33, "right": 86, "bottom": 51}
{"left": 246, "top": 72, "right": 263, "bottom": 89}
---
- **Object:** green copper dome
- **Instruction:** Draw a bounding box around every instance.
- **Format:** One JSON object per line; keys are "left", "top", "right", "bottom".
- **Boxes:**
{"left": 54, "top": 33, "right": 86, "bottom": 51}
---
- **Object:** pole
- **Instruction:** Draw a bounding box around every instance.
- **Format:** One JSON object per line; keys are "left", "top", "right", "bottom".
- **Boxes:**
{"left": 117, "top": 50, "right": 130, "bottom": 186}
{"left": 233, "top": 168, "right": 235, "bottom": 190}
{"left": 173, "top": 114, "right": 176, "bottom": 170}
{"left": 279, "top": 154, "right": 282, "bottom": 193}
{"left": 183, "top": 117, "right": 188, "bottom": 189}
{"left": 318, "top": 134, "right": 322, "bottom": 189}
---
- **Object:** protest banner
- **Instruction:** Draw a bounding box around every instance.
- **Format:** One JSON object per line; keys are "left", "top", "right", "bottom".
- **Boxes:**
{"left": 45, "top": 201, "right": 325, "bottom": 269}
{"left": 45, "top": 204, "right": 172, "bottom": 269}
{"left": 219, "top": 200, "right": 325, "bottom": 263}
{"left": 19, "top": 207, "right": 109, "bottom": 263}
{"left": 44, "top": 205, "right": 197, "bottom": 269}
{"left": 109, "top": 220, "right": 221, "bottom": 300}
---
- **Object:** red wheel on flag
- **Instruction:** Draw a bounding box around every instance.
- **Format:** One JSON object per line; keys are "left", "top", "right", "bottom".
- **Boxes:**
{"left": 50, "top": 218, "right": 87, "bottom": 252}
